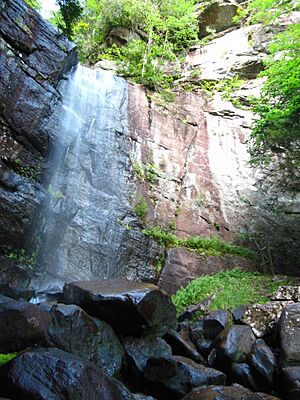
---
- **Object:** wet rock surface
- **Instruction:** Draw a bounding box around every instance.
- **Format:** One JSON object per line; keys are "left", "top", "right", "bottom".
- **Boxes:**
{"left": 0, "top": 348, "right": 134, "bottom": 400}
{"left": 63, "top": 280, "right": 177, "bottom": 336}
{"left": 143, "top": 355, "right": 226, "bottom": 399}
{"left": 0, "top": 0, "right": 77, "bottom": 268}
{"left": 279, "top": 303, "right": 300, "bottom": 366}
{"left": 0, "top": 298, "right": 50, "bottom": 352}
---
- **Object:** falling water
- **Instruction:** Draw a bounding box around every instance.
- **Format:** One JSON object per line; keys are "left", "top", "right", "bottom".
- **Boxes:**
{"left": 34, "top": 65, "right": 133, "bottom": 292}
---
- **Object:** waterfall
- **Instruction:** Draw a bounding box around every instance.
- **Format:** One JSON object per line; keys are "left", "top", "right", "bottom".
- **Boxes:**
{"left": 34, "top": 65, "right": 132, "bottom": 292}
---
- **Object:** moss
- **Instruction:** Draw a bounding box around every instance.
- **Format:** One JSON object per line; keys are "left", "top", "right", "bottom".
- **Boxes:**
{"left": 0, "top": 353, "right": 17, "bottom": 367}
{"left": 172, "top": 268, "right": 291, "bottom": 314}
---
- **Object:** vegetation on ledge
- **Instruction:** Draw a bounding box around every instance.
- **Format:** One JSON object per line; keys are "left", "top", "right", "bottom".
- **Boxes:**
{"left": 172, "top": 268, "right": 290, "bottom": 314}
{"left": 0, "top": 353, "right": 17, "bottom": 367}
{"left": 143, "top": 226, "right": 256, "bottom": 260}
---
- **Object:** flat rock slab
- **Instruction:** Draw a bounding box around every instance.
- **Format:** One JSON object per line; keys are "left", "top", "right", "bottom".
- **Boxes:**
{"left": 279, "top": 303, "right": 300, "bottom": 366}
{"left": 0, "top": 348, "right": 134, "bottom": 400}
{"left": 63, "top": 280, "right": 177, "bottom": 336}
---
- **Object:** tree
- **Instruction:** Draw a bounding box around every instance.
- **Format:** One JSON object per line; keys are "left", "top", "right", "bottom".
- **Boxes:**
{"left": 250, "top": 24, "right": 300, "bottom": 178}
{"left": 55, "top": 0, "right": 83, "bottom": 39}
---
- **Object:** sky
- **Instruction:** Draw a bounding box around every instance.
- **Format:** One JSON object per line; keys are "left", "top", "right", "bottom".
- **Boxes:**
{"left": 40, "top": 0, "right": 59, "bottom": 19}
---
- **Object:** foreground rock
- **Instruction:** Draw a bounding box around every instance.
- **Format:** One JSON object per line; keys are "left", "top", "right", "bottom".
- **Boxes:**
{"left": 64, "top": 280, "right": 177, "bottom": 336}
{"left": 279, "top": 303, "right": 300, "bottom": 366}
{"left": 0, "top": 298, "right": 50, "bottom": 352}
{"left": 143, "top": 355, "right": 226, "bottom": 399}
{"left": 0, "top": 348, "right": 134, "bottom": 400}
{"left": 182, "top": 385, "right": 281, "bottom": 400}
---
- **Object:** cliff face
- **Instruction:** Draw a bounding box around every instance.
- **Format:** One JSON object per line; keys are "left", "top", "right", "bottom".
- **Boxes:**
{"left": 0, "top": 0, "right": 77, "bottom": 285}
{"left": 0, "top": 0, "right": 299, "bottom": 291}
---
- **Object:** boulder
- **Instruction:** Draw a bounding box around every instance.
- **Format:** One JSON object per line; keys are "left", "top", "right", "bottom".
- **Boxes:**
{"left": 242, "top": 301, "right": 291, "bottom": 338}
{"left": 132, "top": 395, "right": 157, "bottom": 400}
{"left": 271, "top": 286, "right": 300, "bottom": 302}
{"left": 230, "top": 363, "right": 260, "bottom": 391}
{"left": 282, "top": 366, "right": 300, "bottom": 399}
{"left": 248, "top": 339, "right": 276, "bottom": 388}
{"left": 94, "top": 318, "right": 125, "bottom": 376}
{"left": 123, "top": 336, "right": 172, "bottom": 375}
{"left": 279, "top": 303, "right": 300, "bottom": 366}
{"left": 199, "top": 1, "right": 238, "bottom": 38}
{"left": 202, "top": 310, "right": 232, "bottom": 340}
{"left": 105, "top": 27, "right": 143, "bottom": 47}
{"left": 181, "top": 385, "right": 281, "bottom": 400}
{"left": 46, "top": 304, "right": 99, "bottom": 364}
{"left": 63, "top": 280, "right": 177, "bottom": 336}
{"left": 178, "top": 297, "right": 214, "bottom": 322}
{"left": 0, "top": 284, "right": 35, "bottom": 301}
{"left": 0, "top": 299, "right": 50, "bottom": 352}
{"left": 163, "top": 328, "right": 203, "bottom": 363}
{"left": 0, "top": 348, "right": 134, "bottom": 400}
{"left": 215, "top": 325, "right": 256, "bottom": 369}
{"left": 143, "top": 355, "right": 226, "bottom": 399}
{"left": 189, "top": 320, "right": 213, "bottom": 356}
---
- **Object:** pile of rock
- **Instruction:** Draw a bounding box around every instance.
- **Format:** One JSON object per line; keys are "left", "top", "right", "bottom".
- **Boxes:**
{"left": 0, "top": 281, "right": 299, "bottom": 399}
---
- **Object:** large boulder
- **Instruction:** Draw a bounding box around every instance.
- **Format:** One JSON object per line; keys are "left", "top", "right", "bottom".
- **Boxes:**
{"left": 282, "top": 366, "right": 300, "bottom": 399}
{"left": 215, "top": 325, "right": 256, "bottom": 369}
{"left": 163, "top": 328, "right": 203, "bottom": 363}
{"left": 0, "top": 348, "right": 134, "bottom": 400}
{"left": 63, "top": 280, "right": 177, "bottom": 336}
{"left": 279, "top": 303, "right": 300, "bottom": 366}
{"left": 46, "top": 304, "right": 100, "bottom": 364}
{"left": 0, "top": 298, "right": 50, "bottom": 352}
{"left": 242, "top": 301, "right": 291, "bottom": 338}
{"left": 181, "top": 385, "right": 281, "bottom": 400}
{"left": 199, "top": 1, "right": 238, "bottom": 38}
{"left": 143, "top": 355, "right": 226, "bottom": 399}
{"left": 248, "top": 339, "right": 276, "bottom": 389}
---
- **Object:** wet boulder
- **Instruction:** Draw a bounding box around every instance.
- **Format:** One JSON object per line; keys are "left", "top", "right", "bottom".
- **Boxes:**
{"left": 123, "top": 336, "right": 172, "bottom": 375}
{"left": 94, "top": 318, "right": 125, "bottom": 376}
{"left": 202, "top": 310, "right": 232, "bottom": 340}
{"left": 46, "top": 304, "right": 100, "bottom": 364}
{"left": 0, "top": 284, "right": 35, "bottom": 301}
{"left": 63, "top": 280, "right": 177, "bottom": 336}
{"left": 181, "top": 385, "right": 281, "bottom": 400}
{"left": 163, "top": 328, "right": 203, "bottom": 363}
{"left": 215, "top": 325, "right": 256, "bottom": 369}
{"left": 282, "top": 366, "right": 300, "bottom": 399}
{"left": 0, "top": 348, "right": 134, "bottom": 400}
{"left": 248, "top": 339, "right": 276, "bottom": 388}
{"left": 143, "top": 355, "right": 226, "bottom": 399}
{"left": 230, "top": 363, "right": 260, "bottom": 391}
{"left": 279, "top": 303, "right": 300, "bottom": 366}
{"left": 189, "top": 320, "right": 213, "bottom": 357}
{"left": 0, "top": 299, "right": 50, "bottom": 352}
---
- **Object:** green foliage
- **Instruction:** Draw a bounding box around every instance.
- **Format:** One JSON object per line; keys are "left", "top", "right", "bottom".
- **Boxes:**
{"left": 250, "top": 24, "right": 300, "bottom": 173}
{"left": 233, "top": 0, "right": 299, "bottom": 25}
{"left": 143, "top": 226, "right": 256, "bottom": 259}
{"left": 24, "top": 0, "right": 41, "bottom": 11}
{"left": 131, "top": 160, "right": 163, "bottom": 182}
{"left": 0, "top": 353, "right": 17, "bottom": 367}
{"left": 4, "top": 248, "right": 37, "bottom": 270}
{"left": 134, "top": 196, "right": 148, "bottom": 221}
{"left": 47, "top": 185, "right": 65, "bottom": 199}
{"left": 73, "top": 0, "right": 199, "bottom": 88}
{"left": 55, "top": 0, "right": 83, "bottom": 39}
{"left": 15, "top": 159, "right": 41, "bottom": 182}
{"left": 155, "top": 255, "right": 165, "bottom": 274}
{"left": 172, "top": 268, "right": 290, "bottom": 313}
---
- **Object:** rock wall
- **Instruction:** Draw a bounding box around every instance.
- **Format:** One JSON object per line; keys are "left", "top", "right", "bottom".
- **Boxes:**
{"left": 0, "top": 0, "right": 77, "bottom": 285}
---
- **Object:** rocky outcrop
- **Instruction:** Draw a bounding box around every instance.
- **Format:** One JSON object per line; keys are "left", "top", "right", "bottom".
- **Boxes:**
{"left": 0, "top": 280, "right": 299, "bottom": 399}
{"left": 0, "top": 0, "right": 77, "bottom": 280}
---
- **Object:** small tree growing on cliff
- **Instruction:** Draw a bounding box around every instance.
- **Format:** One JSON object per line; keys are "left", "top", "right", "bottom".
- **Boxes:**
{"left": 55, "top": 0, "right": 83, "bottom": 39}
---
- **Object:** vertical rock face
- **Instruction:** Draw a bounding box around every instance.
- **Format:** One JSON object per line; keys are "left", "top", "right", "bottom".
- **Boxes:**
{"left": 0, "top": 0, "right": 77, "bottom": 283}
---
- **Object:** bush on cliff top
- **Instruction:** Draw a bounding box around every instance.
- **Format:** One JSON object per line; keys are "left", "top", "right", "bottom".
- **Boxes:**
{"left": 172, "top": 268, "right": 290, "bottom": 313}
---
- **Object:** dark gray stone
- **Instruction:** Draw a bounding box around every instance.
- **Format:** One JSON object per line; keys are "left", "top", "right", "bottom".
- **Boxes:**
{"left": 230, "top": 363, "right": 260, "bottom": 391}
{"left": 203, "top": 310, "right": 232, "bottom": 340}
{"left": 0, "top": 348, "right": 134, "bottom": 400}
{"left": 63, "top": 280, "right": 177, "bottom": 336}
{"left": 0, "top": 299, "right": 50, "bottom": 352}
{"left": 123, "top": 336, "right": 172, "bottom": 374}
{"left": 94, "top": 318, "right": 125, "bottom": 376}
{"left": 282, "top": 366, "right": 300, "bottom": 400}
{"left": 279, "top": 303, "right": 300, "bottom": 366}
{"left": 248, "top": 339, "right": 276, "bottom": 388}
{"left": 46, "top": 304, "right": 99, "bottom": 364}
{"left": 163, "top": 329, "right": 203, "bottom": 363}
{"left": 143, "top": 355, "right": 226, "bottom": 399}
{"left": 215, "top": 325, "right": 256, "bottom": 369}
{"left": 0, "top": 284, "right": 35, "bottom": 301}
